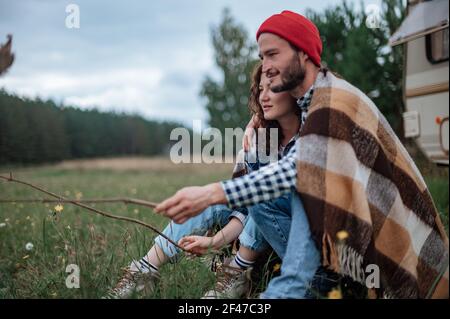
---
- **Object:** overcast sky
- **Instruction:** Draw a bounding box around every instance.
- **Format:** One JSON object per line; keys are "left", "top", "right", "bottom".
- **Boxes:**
{"left": 0, "top": 0, "right": 381, "bottom": 127}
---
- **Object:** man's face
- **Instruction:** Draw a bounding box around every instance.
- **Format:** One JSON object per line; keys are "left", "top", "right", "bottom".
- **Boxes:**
{"left": 258, "top": 33, "right": 306, "bottom": 93}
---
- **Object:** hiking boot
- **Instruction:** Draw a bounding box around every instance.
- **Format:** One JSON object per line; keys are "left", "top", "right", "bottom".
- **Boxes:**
{"left": 202, "top": 264, "right": 252, "bottom": 299}
{"left": 103, "top": 260, "right": 160, "bottom": 299}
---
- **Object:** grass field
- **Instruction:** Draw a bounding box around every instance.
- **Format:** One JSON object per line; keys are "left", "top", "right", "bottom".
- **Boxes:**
{"left": 0, "top": 157, "right": 448, "bottom": 299}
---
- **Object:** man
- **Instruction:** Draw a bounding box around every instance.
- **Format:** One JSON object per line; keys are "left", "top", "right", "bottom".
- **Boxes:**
{"left": 156, "top": 11, "right": 449, "bottom": 299}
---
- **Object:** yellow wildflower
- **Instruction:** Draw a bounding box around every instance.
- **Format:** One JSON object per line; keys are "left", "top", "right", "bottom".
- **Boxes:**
{"left": 336, "top": 230, "right": 349, "bottom": 241}
{"left": 273, "top": 263, "right": 281, "bottom": 272}
{"left": 328, "top": 288, "right": 343, "bottom": 299}
{"left": 54, "top": 204, "right": 64, "bottom": 213}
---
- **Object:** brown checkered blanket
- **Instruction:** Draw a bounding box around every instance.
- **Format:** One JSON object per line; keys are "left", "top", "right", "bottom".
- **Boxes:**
{"left": 296, "top": 71, "right": 449, "bottom": 298}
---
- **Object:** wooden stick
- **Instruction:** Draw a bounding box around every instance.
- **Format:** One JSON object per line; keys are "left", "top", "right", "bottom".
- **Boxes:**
{"left": 0, "top": 173, "right": 185, "bottom": 251}
{"left": 0, "top": 197, "right": 158, "bottom": 208}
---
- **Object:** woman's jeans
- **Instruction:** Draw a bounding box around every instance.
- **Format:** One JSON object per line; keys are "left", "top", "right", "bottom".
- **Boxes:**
{"left": 154, "top": 204, "right": 270, "bottom": 262}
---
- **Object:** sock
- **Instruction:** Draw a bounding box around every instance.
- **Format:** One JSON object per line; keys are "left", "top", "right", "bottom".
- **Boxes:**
{"left": 138, "top": 257, "right": 159, "bottom": 274}
{"left": 229, "top": 252, "right": 255, "bottom": 270}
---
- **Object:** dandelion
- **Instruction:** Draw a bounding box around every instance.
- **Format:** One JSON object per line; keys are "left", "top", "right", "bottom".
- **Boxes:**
{"left": 328, "top": 288, "right": 343, "bottom": 299}
{"left": 273, "top": 263, "right": 281, "bottom": 272}
{"left": 25, "top": 242, "right": 34, "bottom": 251}
{"left": 54, "top": 204, "right": 64, "bottom": 213}
{"left": 336, "top": 230, "right": 349, "bottom": 241}
{"left": 0, "top": 223, "right": 6, "bottom": 228}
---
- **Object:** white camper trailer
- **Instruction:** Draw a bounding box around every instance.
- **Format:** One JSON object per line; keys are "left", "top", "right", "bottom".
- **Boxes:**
{"left": 390, "top": 0, "right": 449, "bottom": 165}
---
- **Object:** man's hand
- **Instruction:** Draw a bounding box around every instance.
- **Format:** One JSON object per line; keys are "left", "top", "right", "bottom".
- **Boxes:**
{"left": 242, "top": 115, "right": 260, "bottom": 152}
{"left": 155, "top": 183, "right": 227, "bottom": 224}
{"left": 178, "top": 235, "right": 215, "bottom": 256}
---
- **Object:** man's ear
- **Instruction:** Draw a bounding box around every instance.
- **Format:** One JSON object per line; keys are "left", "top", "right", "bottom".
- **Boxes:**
{"left": 299, "top": 51, "right": 309, "bottom": 64}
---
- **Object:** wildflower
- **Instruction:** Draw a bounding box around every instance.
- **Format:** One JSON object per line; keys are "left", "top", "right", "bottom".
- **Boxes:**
{"left": 54, "top": 204, "right": 64, "bottom": 213}
{"left": 75, "top": 192, "right": 83, "bottom": 200}
{"left": 25, "top": 242, "right": 34, "bottom": 251}
{"left": 133, "top": 209, "right": 139, "bottom": 214}
{"left": 336, "top": 230, "right": 349, "bottom": 241}
{"left": 328, "top": 288, "right": 343, "bottom": 299}
{"left": 0, "top": 223, "right": 6, "bottom": 228}
{"left": 273, "top": 263, "right": 281, "bottom": 272}
{"left": 4, "top": 218, "right": 9, "bottom": 222}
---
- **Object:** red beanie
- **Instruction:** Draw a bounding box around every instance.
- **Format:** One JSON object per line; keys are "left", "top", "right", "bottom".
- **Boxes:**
{"left": 256, "top": 10, "right": 322, "bottom": 67}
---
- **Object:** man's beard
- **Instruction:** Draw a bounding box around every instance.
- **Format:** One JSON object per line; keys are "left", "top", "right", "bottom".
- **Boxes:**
{"left": 270, "top": 54, "right": 306, "bottom": 93}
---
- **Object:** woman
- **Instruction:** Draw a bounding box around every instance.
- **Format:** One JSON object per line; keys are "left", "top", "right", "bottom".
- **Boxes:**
{"left": 105, "top": 63, "right": 301, "bottom": 299}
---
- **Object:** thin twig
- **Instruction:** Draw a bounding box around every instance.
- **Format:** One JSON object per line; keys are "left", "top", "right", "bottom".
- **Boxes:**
{"left": 0, "top": 198, "right": 158, "bottom": 208}
{"left": 0, "top": 173, "right": 185, "bottom": 252}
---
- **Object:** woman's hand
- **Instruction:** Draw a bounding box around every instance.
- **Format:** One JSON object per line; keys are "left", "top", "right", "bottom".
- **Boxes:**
{"left": 178, "top": 235, "right": 215, "bottom": 256}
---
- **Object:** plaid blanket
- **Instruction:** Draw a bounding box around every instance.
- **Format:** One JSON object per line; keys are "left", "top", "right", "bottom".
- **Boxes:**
{"left": 296, "top": 71, "right": 449, "bottom": 298}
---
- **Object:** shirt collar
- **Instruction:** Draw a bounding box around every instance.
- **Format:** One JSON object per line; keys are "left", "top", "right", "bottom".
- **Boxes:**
{"left": 296, "top": 85, "right": 315, "bottom": 110}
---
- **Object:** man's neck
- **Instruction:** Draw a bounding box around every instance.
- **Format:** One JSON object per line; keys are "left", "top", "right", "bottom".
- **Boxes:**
{"left": 277, "top": 114, "right": 300, "bottom": 146}
{"left": 290, "top": 66, "right": 320, "bottom": 99}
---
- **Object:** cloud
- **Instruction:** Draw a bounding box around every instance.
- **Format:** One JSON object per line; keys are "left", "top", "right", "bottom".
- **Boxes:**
{"left": 0, "top": 0, "right": 356, "bottom": 127}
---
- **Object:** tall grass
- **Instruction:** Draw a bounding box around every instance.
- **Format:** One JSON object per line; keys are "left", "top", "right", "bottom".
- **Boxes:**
{"left": 0, "top": 157, "right": 448, "bottom": 298}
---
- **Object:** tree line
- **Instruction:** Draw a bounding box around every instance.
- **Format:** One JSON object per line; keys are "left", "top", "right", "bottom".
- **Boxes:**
{"left": 0, "top": 90, "right": 182, "bottom": 165}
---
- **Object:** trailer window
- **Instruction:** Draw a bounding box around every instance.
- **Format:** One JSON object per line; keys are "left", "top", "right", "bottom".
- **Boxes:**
{"left": 426, "top": 28, "right": 449, "bottom": 64}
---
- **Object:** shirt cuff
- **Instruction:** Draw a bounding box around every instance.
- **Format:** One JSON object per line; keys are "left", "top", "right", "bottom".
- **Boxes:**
{"left": 229, "top": 211, "right": 247, "bottom": 226}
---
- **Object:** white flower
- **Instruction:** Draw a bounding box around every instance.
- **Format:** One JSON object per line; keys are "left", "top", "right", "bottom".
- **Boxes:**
{"left": 0, "top": 223, "right": 6, "bottom": 228}
{"left": 25, "top": 242, "right": 34, "bottom": 251}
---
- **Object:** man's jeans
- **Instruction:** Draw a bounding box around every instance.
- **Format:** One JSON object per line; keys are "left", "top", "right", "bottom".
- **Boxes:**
{"left": 249, "top": 191, "right": 333, "bottom": 299}
{"left": 154, "top": 204, "right": 270, "bottom": 262}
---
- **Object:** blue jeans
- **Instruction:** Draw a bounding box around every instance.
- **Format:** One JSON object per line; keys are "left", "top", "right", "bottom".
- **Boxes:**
{"left": 154, "top": 204, "right": 269, "bottom": 262}
{"left": 249, "top": 191, "right": 324, "bottom": 299}
{"left": 238, "top": 216, "right": 270, "bottom": 252}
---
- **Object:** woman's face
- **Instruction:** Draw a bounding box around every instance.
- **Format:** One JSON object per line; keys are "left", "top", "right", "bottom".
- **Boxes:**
{"left": 258, "top": 72, "right": 297, "bottom": 121}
